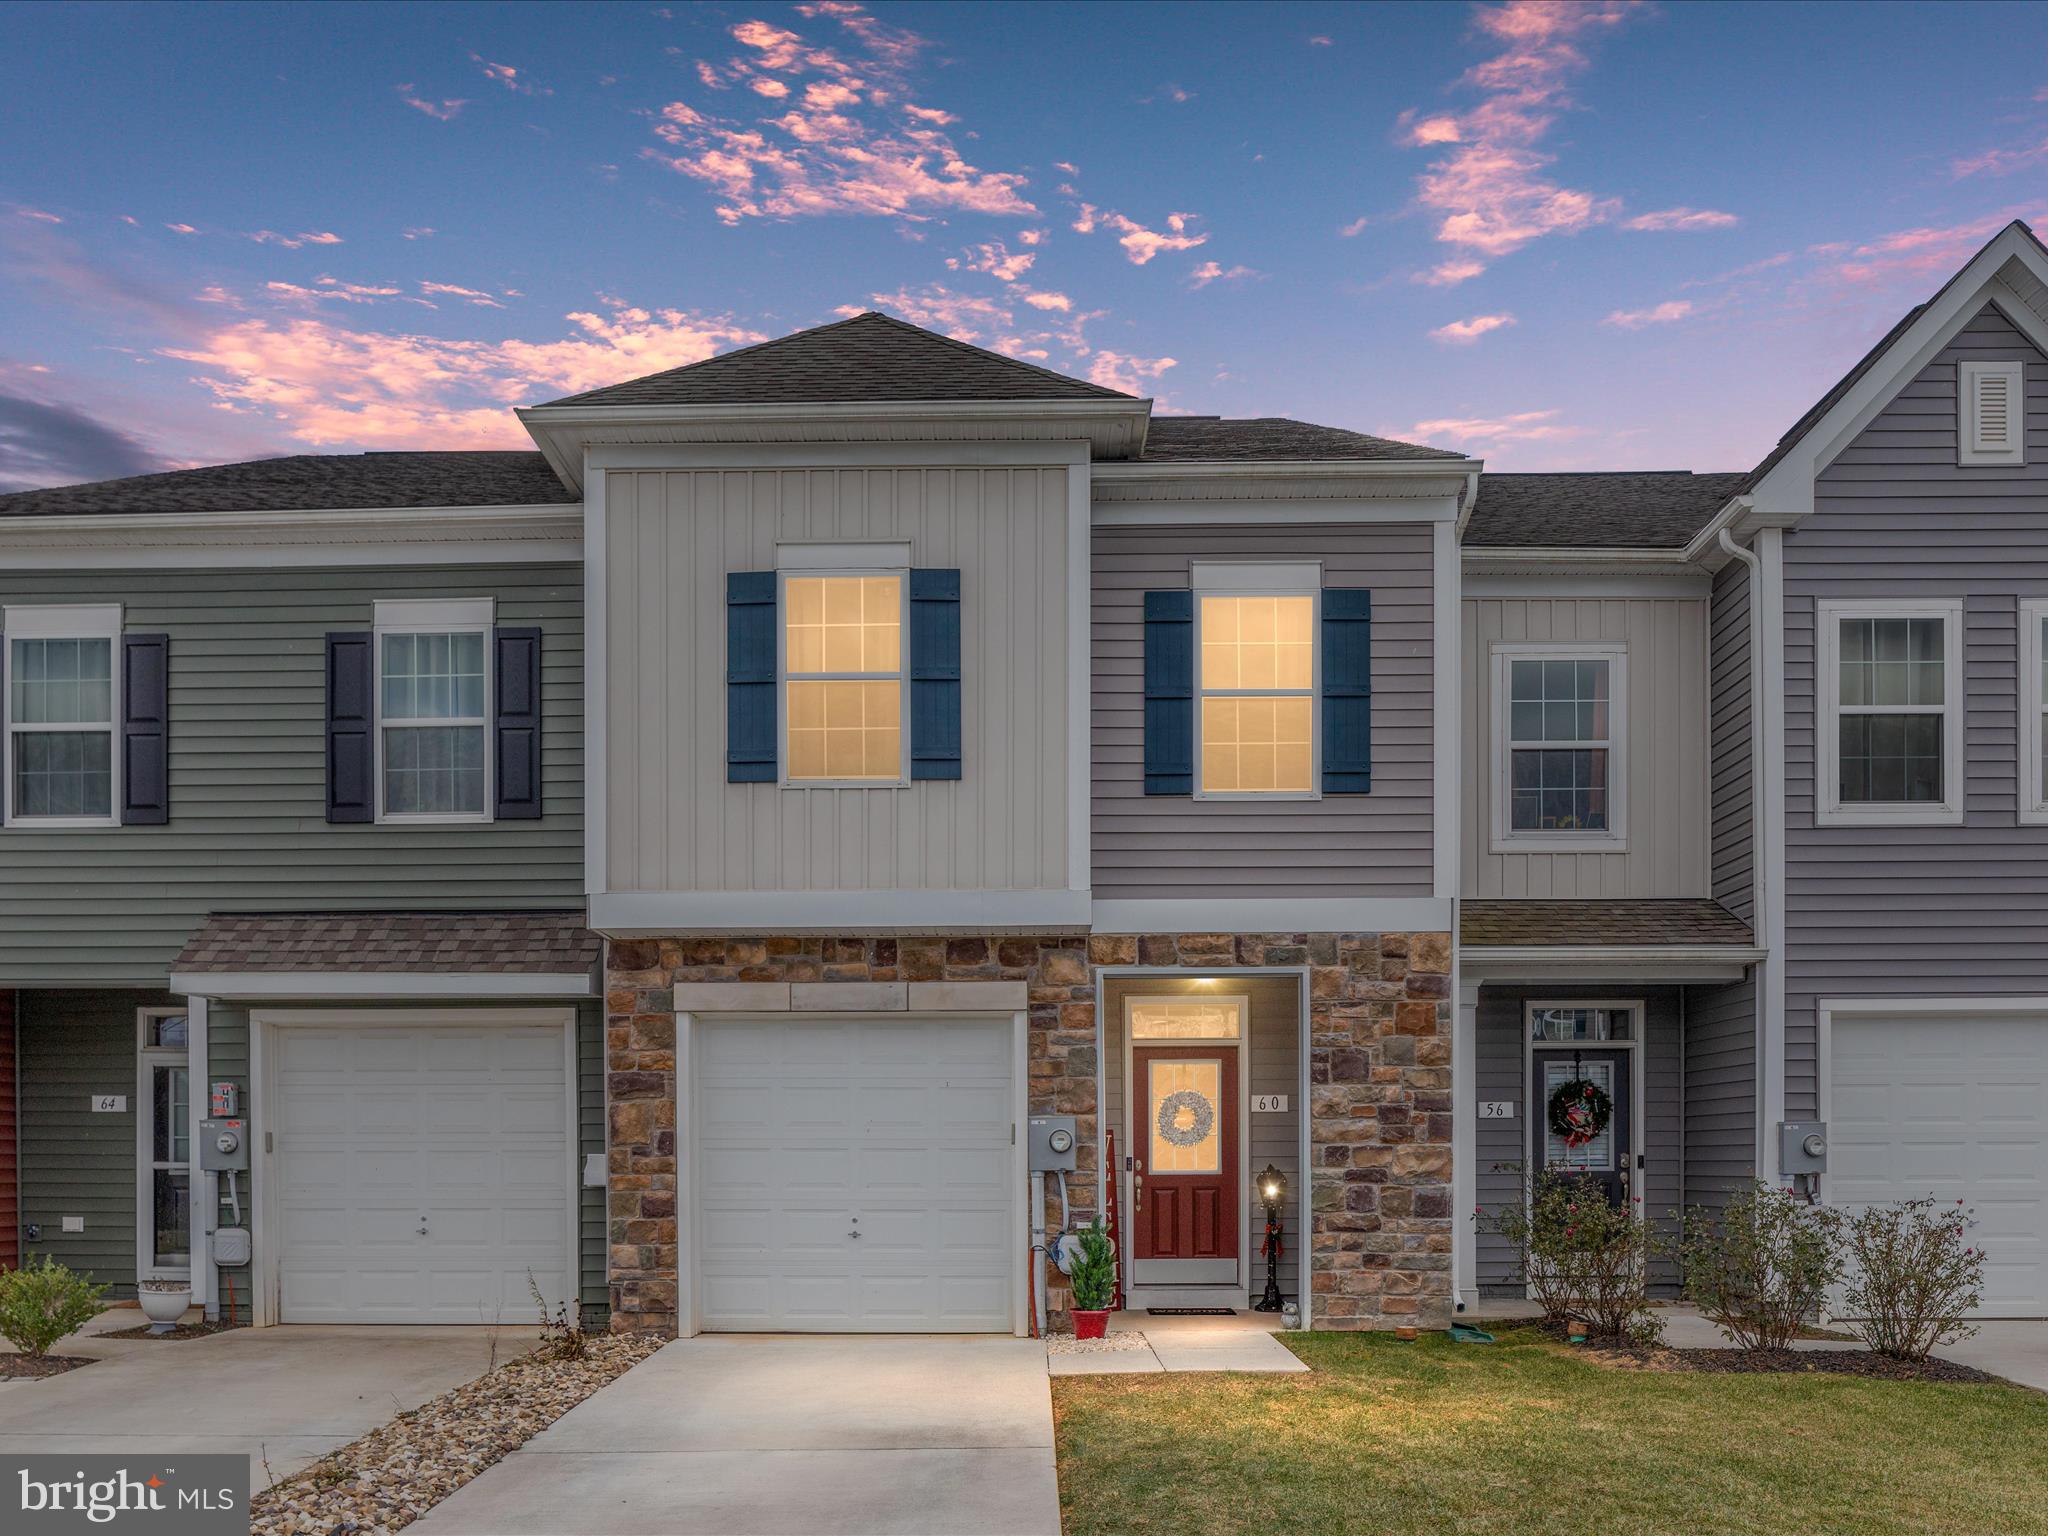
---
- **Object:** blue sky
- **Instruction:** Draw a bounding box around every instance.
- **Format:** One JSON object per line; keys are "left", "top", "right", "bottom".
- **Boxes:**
{"left": 2, "top": 0, "right": 2045, "bottom": 490}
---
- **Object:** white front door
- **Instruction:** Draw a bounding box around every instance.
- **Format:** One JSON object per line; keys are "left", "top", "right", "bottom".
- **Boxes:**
{"left": 694, "top": 1015, "right": 1015, "bottom": 1332}
{"left": 1831, "top": 1013, "right": 2048, "bottom": 1317}
{"left": 271, "top": 1019, "right": 572, "bottom": 1324}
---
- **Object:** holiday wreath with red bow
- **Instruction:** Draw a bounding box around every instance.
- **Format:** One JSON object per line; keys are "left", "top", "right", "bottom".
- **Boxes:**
{"left": 1546, "top": 1078, "right": 1614, "bottom": 1149}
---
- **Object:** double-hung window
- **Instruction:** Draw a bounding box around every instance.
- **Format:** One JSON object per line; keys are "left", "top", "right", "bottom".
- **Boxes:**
{"left": 3, "top": 604, "right": 121, "bottom": 828}
{"left": 1194, "top": 563, "right": 1320, "bottom": 798}
{"left": 781, "top": 570, "right": 906, "bottom": 785}
{"left": 1492, "top": 643, "right": 1627, "bottom": 850}
{"left": 373, "top": 598, "right": 493, "bottom": 822}
{"left": 1816, "top": 599, "right": 1963, "bottom": 826}
{"left": 2023, "top": 600, "right": 2048, "bottom": 825}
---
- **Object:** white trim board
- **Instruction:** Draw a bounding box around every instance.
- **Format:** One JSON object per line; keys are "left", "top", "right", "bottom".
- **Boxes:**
{"left": 0, "top": 504, "right": 583, "bottom": 569}
{"left": 592, "top": 889, "right": 1091, "bottom": 935}
{"left": 1433, "top": 521, "right": 1461, "bottom": 899}
{"left": 135, "top": 1005, "right": 192, "bottom": 1288}
{"left": 2020, "top": 599, "right": 2048, "bottom": 825}
{"left": 171, "top": 971, "right": 596, "bottom": 1001}
{"left": 1090, "top": 898, "right": 1454, "bottom": 934}
{"left": 1462, "top": 947, "right": 1765, "bottom": 986}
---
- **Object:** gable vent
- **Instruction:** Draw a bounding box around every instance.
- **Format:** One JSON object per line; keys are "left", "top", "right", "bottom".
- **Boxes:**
{"left": 1960, "top": 359, "right": 2025, "bottom": 466}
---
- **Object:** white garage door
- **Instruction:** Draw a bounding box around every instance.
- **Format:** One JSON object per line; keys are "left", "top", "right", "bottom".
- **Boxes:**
{"left": 273, "top": 1020, "right": 572, "bottom": 1324}
{"left": 1831, "top": 1014, "right": 2048, "bottom": 1317}
{"left": 695, "top": 1015, "right": 1014, "bottom": 1332}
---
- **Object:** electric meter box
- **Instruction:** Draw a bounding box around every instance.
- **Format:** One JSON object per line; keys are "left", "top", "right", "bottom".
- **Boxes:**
{"left": 1028, "top": 1114, "right": 1078, "bottom": 1173}
{"left": 1780, "top": 1120, "right": 1828, "bottom": 1175}
{"left": 200, "top": 1117, "right": 250, "bottom": 1172}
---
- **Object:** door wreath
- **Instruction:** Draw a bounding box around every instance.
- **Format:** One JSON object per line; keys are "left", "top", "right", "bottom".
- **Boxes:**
{"left": 1546, "top": 1078, "right": 1613, "bottom": 1149}
{"left": 1155, "top": 1089, "right": 1215, "bottom": 1148}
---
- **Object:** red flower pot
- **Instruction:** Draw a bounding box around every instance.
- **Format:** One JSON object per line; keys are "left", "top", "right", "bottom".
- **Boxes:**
{"left": 1071, "top": 1308, "right": 1110, "bottom": 1341}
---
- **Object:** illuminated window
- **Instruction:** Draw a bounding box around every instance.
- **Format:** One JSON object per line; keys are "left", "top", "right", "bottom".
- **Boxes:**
{"left": 1199, "top": 592, "right": 1315, "bottom": 795}
{"left": 784, "top": 574, "right": 904, "bottom": 783}
{"left": 1126, "top": 995, "right": 1247, "bottom": 1040}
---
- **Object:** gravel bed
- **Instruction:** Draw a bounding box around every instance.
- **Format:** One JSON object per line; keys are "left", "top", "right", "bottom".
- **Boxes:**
{"left": 1046, "top": 1330, "right": 1152, "bottom": 1356}
{"left": 250, "top": 1332, "right": 666, "bottom": 1536}
{"left": 0, "top": 1355, "right": 96, "bottom": 1380}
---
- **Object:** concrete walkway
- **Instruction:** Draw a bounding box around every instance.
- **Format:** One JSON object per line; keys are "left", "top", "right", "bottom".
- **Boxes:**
{"left": 0, "top": 1316, "right": 539, "bottom": 1490}
{"left": 1049, "top": 1309, "right": 1309, "bottom": 1375}
{"left": 409, "top": 1335, "right": 1061, "bottom": 1536}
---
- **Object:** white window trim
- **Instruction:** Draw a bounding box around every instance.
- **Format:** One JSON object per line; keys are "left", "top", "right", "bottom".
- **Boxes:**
{"left": 136, "top": 1005, "right": 192, "bottom": 1285}
{"left": 1489, "top": 641, "right": 1629, "bottom": 854}
{"left": 1958, "top": 359, "right": 2026, "bottom": 467}
{"left": 372, "top": 596, "right": 495, "bottom": 826}
{"left": 776, "top": 567, "right": 911, "bottom": 790}
{"left": 1815, "top": 598, "right": 1964, "bottom": 827}
{"left": 1, "top": 602, "right": 124, "bottom": 830}
{"left": 2022, "top": 599, "right": 2048, "bottom": 826}
{"left": 1123, "top": 992, "right": 1249, "bottom": 1043}
{"left": 1192, "top": 565, "right": 1322, "bottom": 802}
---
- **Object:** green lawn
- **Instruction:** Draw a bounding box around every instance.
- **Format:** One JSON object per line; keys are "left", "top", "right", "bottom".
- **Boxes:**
{"left": 1052, "top": 1329, "right": 2048, "bottom": 1536}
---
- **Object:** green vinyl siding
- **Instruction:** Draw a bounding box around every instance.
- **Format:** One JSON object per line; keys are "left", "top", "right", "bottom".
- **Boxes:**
{"left": 0, "top": 565, "right": 584, "bottom": 987}
{"left": 17, "top": 989, "right": 170, "bottom": 1295}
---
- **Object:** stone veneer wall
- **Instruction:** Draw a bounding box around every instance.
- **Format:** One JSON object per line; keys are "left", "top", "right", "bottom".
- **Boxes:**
{"left": 603, "top": 930, "right": 1452, "bottom": 1333}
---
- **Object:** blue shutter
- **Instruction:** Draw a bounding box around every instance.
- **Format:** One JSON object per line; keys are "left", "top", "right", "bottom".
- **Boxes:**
{"left": 120, "top": 633, "right": 170, "bottom": 826}
{"left": 726, "top": 571, "right": 777, "bottom": 783}
{"left": 325, "top": 632, "right": 374, "bottom": 823}
{"left": 1322, "top": 588, "right": 1372, "bottom": 794}
{"left": 910, "top": 568, "right": 962, "bottom": 781}
{"left": 493, "top": 626, "right": 543, "bottom": 820}
{"left": 1143, "top": 590, "right": 1194, "bottom": 795}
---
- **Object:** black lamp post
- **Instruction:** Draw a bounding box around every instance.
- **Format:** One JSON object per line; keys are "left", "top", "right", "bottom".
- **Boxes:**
{"left": 1254, "top": 1163, "right": 1286, "bottom": 1312}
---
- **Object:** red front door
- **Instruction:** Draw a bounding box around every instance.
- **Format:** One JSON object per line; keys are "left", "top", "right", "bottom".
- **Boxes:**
{"left": 1131, "top": 1046, "right": 1239, "bottom": 1267}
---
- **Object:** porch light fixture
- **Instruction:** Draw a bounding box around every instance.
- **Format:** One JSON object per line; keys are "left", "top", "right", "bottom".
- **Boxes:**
{"left": 1254, "top": 1164, "right": 1286, "bottom": 1313}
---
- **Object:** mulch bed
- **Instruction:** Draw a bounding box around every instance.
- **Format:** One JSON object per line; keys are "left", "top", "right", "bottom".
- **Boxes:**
{"left": 99, "top": 1321, "right": 245, "bottom": 1341}
{"left": 0, "top": 1355, "right": 97, "bottom": 1380}
{"left": 250, "top": 1331, "right": 666, "bottom": 1536}
{"left": 1615, "top": 1347, "right": 1999, "bottom": 1383}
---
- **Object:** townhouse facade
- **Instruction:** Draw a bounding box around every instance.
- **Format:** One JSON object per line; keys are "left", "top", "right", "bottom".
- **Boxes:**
{"left": 0, "top": 220, "right": 2040, "bottom": 1332}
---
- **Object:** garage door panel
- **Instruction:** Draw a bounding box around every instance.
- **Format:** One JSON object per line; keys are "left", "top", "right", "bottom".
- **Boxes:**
{"left": 695, "top": 1016, "right": 1014, "bottom": 1333}
{"left": 1832, "top": 1014, "right": 2047, "bottom": 1317}
{"left": 276, "top": 1021, "right": 571, "bottom": 1324}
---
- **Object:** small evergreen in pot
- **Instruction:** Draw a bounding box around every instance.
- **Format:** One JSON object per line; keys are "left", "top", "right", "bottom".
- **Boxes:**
{"left": 1066, "top": 1218, "right": 1117, "bottom": 1340}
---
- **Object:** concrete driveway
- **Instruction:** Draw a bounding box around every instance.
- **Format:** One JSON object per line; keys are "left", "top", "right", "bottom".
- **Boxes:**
{"left": 409, "top": 1335, "right": 1062, "bottom": 1536}
{"left": 0, "top": 1316, "right": 538, "bottom": 1491}
{"left": 1929, "top": 1322, "right": 2048, "bottom": 1391}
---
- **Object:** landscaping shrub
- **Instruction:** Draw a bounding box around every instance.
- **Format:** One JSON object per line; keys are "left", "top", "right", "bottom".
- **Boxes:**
{"left": 1839, "top": 1196, "right": 1984, "bottom": 1362}
{"left": 1476, "top": 1167, "right": 1576, "bottom": 1324}
{"left": 528, "top": 1272, "right": 588, "bottom": 1362}
{"left": 0, "top": 1255, "right": 109, "bottom": 1357}
{"left": 1676, "top": 1182, "right": 1843, "bottom": 1351}
{"left": 1478, "top": 1169, "right": 1660, "bottom": 1344}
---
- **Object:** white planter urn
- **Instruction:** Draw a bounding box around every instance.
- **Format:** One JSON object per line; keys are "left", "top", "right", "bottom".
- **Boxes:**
{"left": 138, "top": 1285, "right": 191, "bottom": 1332}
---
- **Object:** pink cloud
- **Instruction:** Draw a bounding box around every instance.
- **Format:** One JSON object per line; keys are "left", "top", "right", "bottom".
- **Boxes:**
{"left": 1087, "top": 351, "right": 1176, "bottom": 394}
{"left": 1071, "top": 203, "right": 1207, "bottom": 265}
{"left": 1603, "top": 299, "right": 1693, "bottom": 328}
{"left": 403, "top": 227, "right": 436, "bottom": 240}
{"left": 903, "top": 104, "right": 955, "bottom": 124}
{"left": 397, "top": 85, "right": 467, "bottom": 121}
{"left": 1820, "top": 209, "right": 2044, "bottom": 285}
{"left": 266, "top": 278, "right": 409, "bottom": 306}
{"left": 165, "top": 223, "right": 198, "bottom": 235}
{"left": 1407, "top": 408, "right": 1581, "bottom": 444}
{"left": 1339, "top": 216, "right": 1369, "bottom": 238}
{"left": 1399, "top": 0, "right": 1636, "bottom": 269}
{"left": 1308, "top": 34, "right": 1333, "bottom": 46}
{"left": 421, "top": 281, "right": 507, "bottom": 308}
{"left": 1430, "top": 312, "right": 1516, "bottom": 344}
{"left": 1623, "top": 207, "right": 1740, "bottom": 232}
{"left": 750, "top": 78, "right": 791, "bottom": 99}
{"left": 159, "top": 300, "right": 765, "bottom": 448}
{"left": 247, "top": 230, "right": 343, "bottom": 249}
{"left": 947, "top": 240, "right": 1035, "bottom": 282}
{"left": 13, "top": 206, "right": 63, "bottom": 224}
{"left": 1019, "top": 289, "right": 1071, "bottom": 311}
{"left": 1415, "top": 258, "right": 1486, "bottom": 287}
{"left": 1188, "top": 261, "right": 1258, "bottom": 288}
{"left": 474, "top": 56, "right": 552, "bottom": 96}
{"left": 1952, "top": 135, "right": 2048, "bottom": 179}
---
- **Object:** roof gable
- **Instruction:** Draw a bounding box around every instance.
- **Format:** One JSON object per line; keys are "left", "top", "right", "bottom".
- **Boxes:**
{"left": 537, "top": 310, "right": 1131, "bottom": 409}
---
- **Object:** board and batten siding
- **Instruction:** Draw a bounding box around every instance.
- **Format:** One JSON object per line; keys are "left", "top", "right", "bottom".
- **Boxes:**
{"left": 1784, "top": 301, "right": 2048, "bottom": 1116}
{"left": 0, "top": 566, "right": 585, "bottom": 987}
{"left": 1474, "top": 984, "right": 1681, "bottom": 1292}
{"left": 1092, "top": 523, "right": 1433, "bottom": 899}
{"left": 17, "top": 989, "right": 172, "bottom": 1295}
{"left": 602, "top": 466, "right": 1071, "bottom": 895}
{"left": 1709, "top": 560, "right": 1756, "bottom": 923}
{"left": 1460, "top": 594, "right": 1709, "bottom": 898}
{"left": 1101, "top": 974, "right": 1300, "bottom": 1301}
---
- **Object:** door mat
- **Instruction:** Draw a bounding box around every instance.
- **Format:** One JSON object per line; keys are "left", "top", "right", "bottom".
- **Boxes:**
{"left": 1146, "top": 1307, "right": 1238, "bottom": 1316}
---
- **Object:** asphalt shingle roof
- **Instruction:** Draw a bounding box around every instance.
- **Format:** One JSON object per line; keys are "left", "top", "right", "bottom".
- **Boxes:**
{"left": 1461, "top": 899, "right": 1755, "bottom": 949}
{"left": 1463, "top": 471, "right": 1750, "bottom": 549}
{"left": 540, "top": 310, "right": 1131, "bottom": 407}
{"left": 1141, "top": 416, "right": 1463, "bottom": 463}
{"left": 0, "top": 451, "right": 569, "bottom": 519}
{"left": 173, "top": 911, "right": 602, "bottom": 976}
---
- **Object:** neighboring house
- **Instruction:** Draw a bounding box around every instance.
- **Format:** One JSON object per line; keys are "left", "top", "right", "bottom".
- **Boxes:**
{"left": 0, "top": 222, "right": 2039, "bottom": 1334}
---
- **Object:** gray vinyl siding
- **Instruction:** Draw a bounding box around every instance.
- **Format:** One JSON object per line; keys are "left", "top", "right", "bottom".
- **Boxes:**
{"left": 1100, "top": 974, "right": 1300, "bottom": 1300}
{"left": 1683, "top": 974, "right": 1756, "bottom": 1210}
{"left": 1474, "top": 985, "right": 1681, "bottom": 1293}
{"left": 0, "top": 565, "right": 584, "bottom": 987}
{"left": 1784, "top": 302, "right": 2048, "bottom": 1116}
{"left": 206, "top": 998, "right": 604, "bottom": 1326}
{"left": 17, "top": 989, "right": 172, "bottom": 1296}
{"left": 1710, "top": 560, "right": 1756, "bottom": 922}
{"left": 1092, "top": 524, "right": 1435, "bottom": 898}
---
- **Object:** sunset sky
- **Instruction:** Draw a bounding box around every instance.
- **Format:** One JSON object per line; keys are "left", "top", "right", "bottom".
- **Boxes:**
{"left": 3, "top": 0, "right": 2046, "bottom": 491}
